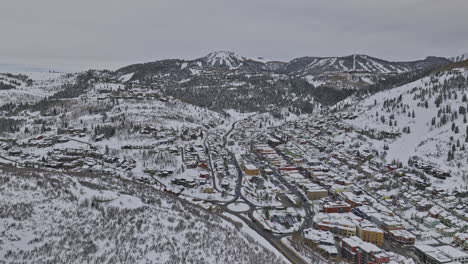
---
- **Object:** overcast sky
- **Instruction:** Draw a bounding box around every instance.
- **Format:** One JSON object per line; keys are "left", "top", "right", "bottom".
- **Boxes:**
{"left": 1, "top": 0, "right": 467, "bottom": 71}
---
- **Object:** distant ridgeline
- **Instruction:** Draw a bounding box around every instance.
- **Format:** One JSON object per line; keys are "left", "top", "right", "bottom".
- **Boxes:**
{"left": 0, "top": 73, "right": 33, "bottom": 89}
{"left": 1, "top": 52, "right": 464, "bottom": 114}
{"left": 109, "top": 51, "right": 451, "bottom": 113}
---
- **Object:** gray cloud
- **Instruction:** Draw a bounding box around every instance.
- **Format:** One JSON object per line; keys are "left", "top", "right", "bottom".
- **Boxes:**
{"left": 1, "top": 0, "right": 467, "bottom": 71}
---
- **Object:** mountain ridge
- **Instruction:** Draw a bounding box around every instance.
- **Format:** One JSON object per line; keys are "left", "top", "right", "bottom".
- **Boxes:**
{"left": 450, "top": 52, "right": 468, "bottom": 62}
{"left": 116, "top": 51, "right": 451, "bottom": 76}
{"left": 110, "top": 51, "right": 450, "bottom": 112}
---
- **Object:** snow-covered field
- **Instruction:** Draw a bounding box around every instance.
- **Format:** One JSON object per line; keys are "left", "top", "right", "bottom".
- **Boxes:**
{"left": 0, "top": 168, "right": 287, "bottom": 264}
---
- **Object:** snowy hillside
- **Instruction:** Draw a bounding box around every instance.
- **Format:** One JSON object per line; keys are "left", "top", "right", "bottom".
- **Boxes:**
{"left": 0, "top": 71, "right": 71, "bottom": 107}
{"left": 451, "top": 53, "right": 468, "bottom": 62}
{"left": 1, "top": 52, "right": 467, "bottom": 264}
{"left": 282, "top": 55, "right": 449, "bottom": 90}
{"left": 202, "top": 51, "right": 247, "bottom": 68}
{"left": 0, "top": 167, "right": 286, "bottom": 264}
{"left": 284, "top": 55, "right": 411, "bottom": 75}
{"left": 111, "top": 51, "right": 450, "bottom": 111}
{"left": 339, "top": 67, "right": 468, "bottom": 191}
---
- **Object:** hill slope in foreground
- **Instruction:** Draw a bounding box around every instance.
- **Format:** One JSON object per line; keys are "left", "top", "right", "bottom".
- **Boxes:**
{"left": 338, "top": 66, "right": 468, "bottom": 191}
{"left": 0, "top": 166, "right": 286, "bottom": 264}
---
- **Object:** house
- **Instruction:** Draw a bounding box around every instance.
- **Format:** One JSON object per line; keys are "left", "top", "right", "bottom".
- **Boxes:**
{"left": 356, "top": 222, "right": 385, "bottom": 247}
{"left": 313, "top": 213, "right": 359, "bottom": 238}
{"left": 370, "top": 212, "right": 404, "bottom": 232}
{"left": 415, "top": 244, "right": 468, "bottom": 264}
{"left": 435, "top": 223, "right": 457, "bottom": 236}
{"left": 423, "top": 217, "right": 441, "bottom": 228}
{"left": 322, "top": 201, "right": 352, "bottom": 213}
{"left": 353, "top": 205, "right": 378, "bottom": 220}
{"left": 380, "top": 219, "right": 404, "bottom": 233}
{"left": 454, "top": 232, "right": 468, "bottom": 250}
{"left": 341, "top": 236, "right": 391, "bottom": 264}
{"left": 302, "top": 229, "right": 338, "bottom": 260}
{"left": 303, "top": 228, "right": 335, "bottom": 246}
{"left": 198, "top": 162, "right": 209, "bottom": 169}
{"left": 306, "top": 187, "right": 329, "bottom": 200}
{"left": 387, "top": 229, "right": 416, "bottom": 246}
{"left": 414, "top": 245, "right": 437, "bottom": 264}
{"left": 171, "top": 178, "right": 196, "bottom": 188}
{"left": 341, "top": 191, "right": 365, "bottom": 208}
{"left": 271, "top": 213, "right": 295, "bottom": 228}
{"left": 243, "top": 163, "right": 259, "bottom": 176}
{"left": 279, "top": 165, "right": 298, "bottom": 171}
{"left": 428, "top": 206, "right": 443, "bottom": 218}
{"left": 199, "top": 173, "right": 210, "bottom": 179}
{"left": 416, "top": 201, "right": 434, "bottom": 211}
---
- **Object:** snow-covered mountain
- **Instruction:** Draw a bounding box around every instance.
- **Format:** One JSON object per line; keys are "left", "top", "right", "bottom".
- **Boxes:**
{"left": 281, "top": 54, "right": 412, "bottom": 74}
{"left": 0, "top": 168, "right": 286, "bottom": 263}
{"left": 116, "top": 51, "right": 449, "bottom": 83}
{"left": 337, "top": 65, "right": 468, "bottom": 191}
{"left": 281, "top": 55, "right": 449, "bottom": 90}
{"left": 201, "top": 51, "right": 248, "bottom": 68}
{"left": 0, "top": 72, "right": 71, "bottom": 107}
{"left": 112, "top": 51, "right": 450, "bottom": 112}
{"left": 450, "top": 53, "right": 468, "bottom": 62}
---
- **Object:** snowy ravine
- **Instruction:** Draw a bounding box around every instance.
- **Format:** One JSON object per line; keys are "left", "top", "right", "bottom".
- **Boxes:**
{"left": 0, "top": 167, "right": 287, "bottom": 264}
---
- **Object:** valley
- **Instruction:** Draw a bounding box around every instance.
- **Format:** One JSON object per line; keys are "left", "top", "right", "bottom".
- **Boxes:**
{"left": 0, "top": 52, "right": 467, "bottom": 264}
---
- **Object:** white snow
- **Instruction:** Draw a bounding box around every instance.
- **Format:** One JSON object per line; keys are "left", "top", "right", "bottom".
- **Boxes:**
{"left": 227, "top": 202, "right": 250, "bottom": 212}
{"left": 119, "top": 72, "right": 134, "bottom": 82}
{"left": 222, "top": 213, "right": 292, "bottom": 264}
{"left": 342, "top": 68, "right": 468, "bottom": 191}
{"left": 450, "top": 53, "right": 468, "bottom": 62}
{"left": 304, "top": 75, "right": 325, "bottom": 87}
{"left": 204, "top": 51, "right": 245, "bottom": 68}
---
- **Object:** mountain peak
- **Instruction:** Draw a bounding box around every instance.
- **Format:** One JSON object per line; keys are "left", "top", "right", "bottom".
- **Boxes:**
{"left": 202, "top": 51, "right": 245, "bottom": 68}
{"left": 205, "top": 50, "right": 239, "bottom": 57}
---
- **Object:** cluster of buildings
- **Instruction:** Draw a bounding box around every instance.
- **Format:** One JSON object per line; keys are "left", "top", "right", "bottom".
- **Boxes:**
{"left": 415, "top": 244, "right": 468, "bottom": 264}
{"left": 253, "top": 117, "right": 468, "bottom": 263}
{"left": 92, "top": 82, "right": 164, "bottom": 101}
{"left": 342, "top": 236, "right": 392, "bottom": 264}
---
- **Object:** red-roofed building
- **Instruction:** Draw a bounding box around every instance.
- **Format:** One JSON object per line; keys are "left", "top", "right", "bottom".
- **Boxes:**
{"left": 322, "top": 201, "right": 352, "bottom": 213}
